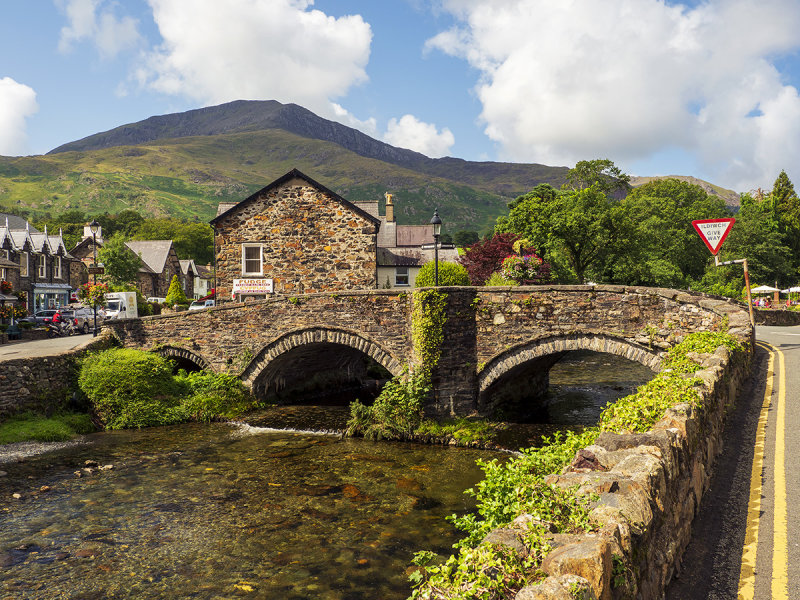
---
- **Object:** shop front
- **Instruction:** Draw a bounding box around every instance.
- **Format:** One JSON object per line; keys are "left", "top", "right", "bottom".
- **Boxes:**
{"left": 33, "top": 283, "right": 72, "bottom": 312}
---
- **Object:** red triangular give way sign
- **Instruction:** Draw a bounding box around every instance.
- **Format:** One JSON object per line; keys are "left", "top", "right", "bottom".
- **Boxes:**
{"left": 692, "top": 218, "right": 735, "bottom": 255}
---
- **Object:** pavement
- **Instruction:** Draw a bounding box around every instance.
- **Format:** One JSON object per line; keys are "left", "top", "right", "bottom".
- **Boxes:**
{"left": 0, "top": 333, "right": 98, "bottom": 361}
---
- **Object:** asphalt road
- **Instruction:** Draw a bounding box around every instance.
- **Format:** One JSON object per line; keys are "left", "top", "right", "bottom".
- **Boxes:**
{"left": 666, "top": 325, "right": 800, "bottom": 600}
{"left": 0, "top": 332, "right": 96, "bottom": 361}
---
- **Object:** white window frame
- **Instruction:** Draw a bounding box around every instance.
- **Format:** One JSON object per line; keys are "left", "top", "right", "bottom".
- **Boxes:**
{"left": 54, "top": 255, "right": 62, "bottom": 279}
{"left": 0, "top": 267, "right": 6, "bottom": 281}
{"left": 241, "top": 244, "right": 263, "bottom": 275}
{"left": 395, "top": 266, "right": 410, "bottom": 287}
{"left": 20, "top": 252, "right": 28, "bottom": 277}
{"left": 38, "top": 254, "right": 46, "bottom": 278}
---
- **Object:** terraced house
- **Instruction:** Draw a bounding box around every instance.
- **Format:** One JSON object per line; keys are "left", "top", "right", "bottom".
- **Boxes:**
{"left": 0, "top": 214, "right": 79, "bottom": 312}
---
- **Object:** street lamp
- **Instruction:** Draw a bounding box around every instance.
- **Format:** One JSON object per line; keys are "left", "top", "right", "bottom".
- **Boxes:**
{"left": 430, "top": 208, "right": 442, "bottom": 287}
{"left": 89, "top": 219, "right": 100, "bottom": 337}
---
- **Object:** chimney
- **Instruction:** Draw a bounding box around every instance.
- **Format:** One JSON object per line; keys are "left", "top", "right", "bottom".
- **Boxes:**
{"left": 384, "top": 192, "right": 395, "bottom": 223}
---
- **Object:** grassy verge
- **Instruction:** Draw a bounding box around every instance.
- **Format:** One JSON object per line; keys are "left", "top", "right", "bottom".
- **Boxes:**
{"left": 0, "top": 412, "right": 95, "bottom": 444}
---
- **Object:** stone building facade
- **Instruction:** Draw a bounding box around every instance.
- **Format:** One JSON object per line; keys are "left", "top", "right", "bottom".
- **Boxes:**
{"left": 211, "top": 169, "right": 380, "bottom": 300}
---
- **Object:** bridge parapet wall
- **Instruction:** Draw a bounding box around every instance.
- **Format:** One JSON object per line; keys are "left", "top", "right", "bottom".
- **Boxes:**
{"left": 104, "top": 290, "right": 414, "bottom": 376}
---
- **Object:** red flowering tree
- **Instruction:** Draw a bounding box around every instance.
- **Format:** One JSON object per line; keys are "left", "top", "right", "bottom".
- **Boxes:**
{"left": 78, "top": 282, "right": 110, "bottom": 307}
{"left": 459, "top": 233, "right": 521, "bottom": 285}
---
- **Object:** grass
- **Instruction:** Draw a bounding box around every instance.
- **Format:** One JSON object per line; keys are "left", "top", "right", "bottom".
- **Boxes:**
{"left": 0, "top": 412, "right": 95, "bottom": 444}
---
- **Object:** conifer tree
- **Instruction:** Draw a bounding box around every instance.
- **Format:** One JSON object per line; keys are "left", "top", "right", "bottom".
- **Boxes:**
{"left": 165, "top": 274, "right": 188, "bottom": 306}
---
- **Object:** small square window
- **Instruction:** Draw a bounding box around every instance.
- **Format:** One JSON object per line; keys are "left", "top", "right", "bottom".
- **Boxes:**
{"left": 395, "top": 266, "right": 409, "bottom": 287}
{"left": 242, "top": 244, "right": 263, "bottom": 275}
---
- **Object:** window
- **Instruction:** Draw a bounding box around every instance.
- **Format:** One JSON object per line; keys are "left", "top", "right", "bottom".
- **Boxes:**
{"left": 54, "top": 255, "right": 62, "bottom": 279}
{"left": 0, "top": 250, "right": 7, "bottom": 260}
{"left": 242, "top": 244, "right": 263, "bottom": 275}
{"left": 395, "top": 266, "right": 409, "bottom": 287}
{"left": 20, "top": 252, "right": 28, "bottom": 277}
{"left": 0, "top": 268, "right": 6, "bottom": 281}
{"left": 38, "top": 255, "right": 46, "bottom": 278}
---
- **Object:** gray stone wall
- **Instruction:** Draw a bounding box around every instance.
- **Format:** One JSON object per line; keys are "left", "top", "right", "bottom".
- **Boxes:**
{"left": 482, "top": 337, "right": 752, "bottom": 599}
{"left": 213, "top": 177, "right": 379, "bottom": 298}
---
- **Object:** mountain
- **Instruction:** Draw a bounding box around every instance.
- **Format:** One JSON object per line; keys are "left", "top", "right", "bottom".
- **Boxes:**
{"left": 0, "top": 100, "right": 738, "bottom": 232}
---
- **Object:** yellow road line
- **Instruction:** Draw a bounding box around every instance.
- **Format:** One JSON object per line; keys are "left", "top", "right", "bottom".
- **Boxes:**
{"left": 771, "top": 344, "right": 787, "bottom": 599}
{"left": 738, "top": 343, "right": 774, "bottom": 599}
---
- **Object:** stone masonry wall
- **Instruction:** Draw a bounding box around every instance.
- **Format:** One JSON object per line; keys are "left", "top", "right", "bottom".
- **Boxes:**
{"left": 476, "top": 330, "right": 753, "bottom": 599}
{"left": 214, "top": 177, "right": 378, "bottom": 298}
{"left": 0, "top": 336, "right": 114, "bottom": 418}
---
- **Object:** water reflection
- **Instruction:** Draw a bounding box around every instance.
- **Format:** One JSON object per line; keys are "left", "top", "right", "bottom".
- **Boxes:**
{"left": 0, "top": 423, "right": 495, "bottom": 599}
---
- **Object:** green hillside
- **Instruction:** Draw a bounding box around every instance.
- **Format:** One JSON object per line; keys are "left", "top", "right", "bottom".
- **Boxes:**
{"left": 0, "top": 130, "right": 516, "bottom": 232}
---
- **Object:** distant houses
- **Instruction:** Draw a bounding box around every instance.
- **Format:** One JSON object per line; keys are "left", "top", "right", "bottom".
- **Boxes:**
{"left": 0, "top": 214, "right": 79, "bottom": 312}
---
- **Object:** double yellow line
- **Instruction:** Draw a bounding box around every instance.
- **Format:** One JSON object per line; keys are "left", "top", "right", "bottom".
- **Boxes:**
{"left": 738, "top": 342, "right": 787, "bottom": 599}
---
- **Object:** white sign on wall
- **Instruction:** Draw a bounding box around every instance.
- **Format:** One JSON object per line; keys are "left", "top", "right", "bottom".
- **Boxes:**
{"left": 233, "top": 278, "right": 274, "bottom": 295}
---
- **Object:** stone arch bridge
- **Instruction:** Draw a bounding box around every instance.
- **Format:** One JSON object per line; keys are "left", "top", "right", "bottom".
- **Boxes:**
{"left": 104, "top": 286, "right": 752, "bottom": 417}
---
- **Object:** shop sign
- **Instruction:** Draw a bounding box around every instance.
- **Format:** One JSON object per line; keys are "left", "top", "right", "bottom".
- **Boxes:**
{"left": 233, "top": 278, "right": 274, "bottom": 294}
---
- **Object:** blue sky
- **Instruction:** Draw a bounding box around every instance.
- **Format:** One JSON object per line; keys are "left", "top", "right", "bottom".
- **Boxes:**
{"left": 3, "top": 0, "right": 800, "bottom": 194}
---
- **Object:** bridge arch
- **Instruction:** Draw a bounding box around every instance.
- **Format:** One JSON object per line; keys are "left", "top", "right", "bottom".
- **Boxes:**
{"left": 154, "top": 346, "right": 214, "bottom": 372}
{"left": 477, "top": 334, "right": 662, "bottom": 416}
{"left": 241, "top": 327, "right": 404, "bottom": 403}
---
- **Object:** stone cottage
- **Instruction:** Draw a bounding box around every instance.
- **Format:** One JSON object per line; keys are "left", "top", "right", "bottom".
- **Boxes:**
{"left": 211, "top": 169, "right": 381, "bottom": 301}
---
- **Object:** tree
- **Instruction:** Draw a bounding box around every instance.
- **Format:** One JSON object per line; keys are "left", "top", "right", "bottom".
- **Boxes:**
{"left": 614, "top": 179, "right": 730, "bottom": 287}
{"left": 134, "top": 218, "right": 214, "bottom": 264}
{"left": 459, "top": 233, "right": 520, "bottom": 285}
{"left": 97, "top": 209, "right": 145, "bottom": 239}
{"left": 453, "top": 230, "right": 479, "bottom": 248}
{"left": 165, "top": 274, "right": 189, "bottom": 306}
{"left": 769, "top": 170, "right": 800, "bottom": 265}
{"left": 566, "top": 159, "right": 630, "bottom": 196}
{"left": 415, "top": 261, "right": 470, "bottom": 287}
{"left": 98, "top": 235, "right": 141, "bottom": 287}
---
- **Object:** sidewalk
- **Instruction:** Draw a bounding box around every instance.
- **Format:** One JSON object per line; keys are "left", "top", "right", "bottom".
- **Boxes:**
{"left": 0, "top": 334, "right": 97, "bottom": 361}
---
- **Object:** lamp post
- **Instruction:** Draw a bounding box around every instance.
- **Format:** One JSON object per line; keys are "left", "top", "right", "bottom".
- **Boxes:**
{"left": 430, "top": 208, "right": 442, "bottom": 287}
{"left": 89, "top": 219, "right": 100, "bottom": 337}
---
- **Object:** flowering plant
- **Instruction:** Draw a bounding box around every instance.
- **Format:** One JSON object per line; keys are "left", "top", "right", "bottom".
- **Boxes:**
{"left": 0, "top": 305, "right": 26, "bottom": 320}
{"left": 0, "top": 280, "right": 11, "bottom": 294}
{"left": 78, "top": 282, "right": 110, "bottom": 307}
{"left": 501, "top": 253, "right": 550, "bottom": 284}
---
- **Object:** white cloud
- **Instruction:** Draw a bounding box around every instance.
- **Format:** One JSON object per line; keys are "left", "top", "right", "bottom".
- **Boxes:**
{"left": 136, "top": 0, "right": 372, "bottom": 126}
{"left": 427, "top": 0, "right": 800, "bottom": 191}
{"left": 57, "top": 0, "right": 142, "bottom": 59}
{"left": 0, "top": 78, "right": 38, "bottom": 156}
{"left": 384, "top": 114, "right": 455, "bottom": 157}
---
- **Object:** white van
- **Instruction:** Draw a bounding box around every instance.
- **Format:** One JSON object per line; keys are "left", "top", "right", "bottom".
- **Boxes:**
{"left": 105, "top": 292, "right": 138, "bottom": 320}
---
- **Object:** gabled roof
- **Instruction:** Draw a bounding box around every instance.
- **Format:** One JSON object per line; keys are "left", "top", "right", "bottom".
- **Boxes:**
{"left": 210, "top": 168, "right": 381, "bottom": 228}
{"left": 28, "top": 231, "right": 52, "bottom": 254}
{"left": 0, "top": 214, "right": 38, "bottom": 232}
{"left": 70, "top": 236, "right": 102, "bottom": 256}
{"left": 179, "top": 259, "right": 198, "bottom": 276}
{"left": 378, "top": 246, "right": 460, "bottom": 267}
{"left": 397, "top": 225, "right": 434, "bottom": 247}
{"left": 126, "top": 240, "right": 175, "bottom": 274}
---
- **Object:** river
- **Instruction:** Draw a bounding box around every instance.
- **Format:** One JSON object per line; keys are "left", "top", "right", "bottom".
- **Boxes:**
{"left": 0, "top": 350, "right": 654, "bottom": 599}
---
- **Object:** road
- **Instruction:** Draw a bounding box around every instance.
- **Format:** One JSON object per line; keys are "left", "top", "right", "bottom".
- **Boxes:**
{"left": 666, "top": 325, "right": 800, "bottom": 599}
{"left": 0, "top": 333, "right": 96, "bottom": 361}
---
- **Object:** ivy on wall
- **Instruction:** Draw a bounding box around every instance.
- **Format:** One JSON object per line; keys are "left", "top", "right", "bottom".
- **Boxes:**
{"left": 411, "top": 289, "right": 448, "bottom": 371}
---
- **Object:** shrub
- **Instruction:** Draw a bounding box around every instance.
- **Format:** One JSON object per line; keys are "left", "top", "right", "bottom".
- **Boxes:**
{"left": 79, "top": 348, "right": 187, "bottom": 429}
{"left": 177, "top": 371, "right": 255, "bottom": 422}
{"left": 346, "top": 369, "right": 429, "bottom": 440}
{"left": 415, "top": 261, "right": 470, "bottom": 287}
{"left": 165, "top": 275, "right": 188, "bottom": 306}
{"left": 485, "top": 272, "right": 518, "bottom": 286}
{"left": 0, "top": 412, "right": 95, "bottom": 444}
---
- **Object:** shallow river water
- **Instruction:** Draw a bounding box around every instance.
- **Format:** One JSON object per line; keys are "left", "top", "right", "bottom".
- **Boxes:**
{"left": 0, "top": 351, "right": 654, "bottom": 599}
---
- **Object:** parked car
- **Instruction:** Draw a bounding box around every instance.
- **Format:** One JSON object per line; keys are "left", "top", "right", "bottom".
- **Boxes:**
{"left": 19, "top": 309, "right": 59, "bottom": 326}
{"left": 189, "top": 299, "right": 215, "bottom": 310}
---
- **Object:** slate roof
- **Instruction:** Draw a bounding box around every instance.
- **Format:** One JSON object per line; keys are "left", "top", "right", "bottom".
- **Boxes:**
{"left": 396, "top": 225, "right": 434, "bottom": 247}
{"left": 0, "top": 214, "right": 38, "bottom": 232}
{"left": 377, "top": 246, "right": 460, "bottom": 267}
{"left": 210, "top": 168, "right": 381, "bottom": 228}
{"left": 126, "top": 240, "right": 174, "bottom": 274}
{"left": 179, "top": 259, "right": 198, "bottom": 276}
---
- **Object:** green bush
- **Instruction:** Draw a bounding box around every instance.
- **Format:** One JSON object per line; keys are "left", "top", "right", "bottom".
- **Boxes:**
{"left": 415, "top": 261, "right": 470, "bottom": 287}
{"left": 485, "top": 271, "right": 519, "bottom": 286}
{"left": 176, "top": 371, "right": 255, "bottom": 422}
{"left": 346, "top": 369, "right": 429, "bottom": 440}
{"left": 79, "top": 348, "right": 187, "bottom": 429}
{"left": 165, "top": 274, "right": 188, "bottom": 306}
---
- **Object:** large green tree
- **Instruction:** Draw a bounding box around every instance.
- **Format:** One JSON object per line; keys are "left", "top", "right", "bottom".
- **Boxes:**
{"left": 615, "top": 179, "right": 730, "bottom": 287}
{"left": 565, "top": 159, "right": 631, "bottom": 196}
{"left": 133, "top": 218, "right": 214, "bottom": 264}
{"left": 769, "top": 170, "right": 800, "bottom": 264}
{"left": 98, "top": 235, "right": 141, "bottom": 287}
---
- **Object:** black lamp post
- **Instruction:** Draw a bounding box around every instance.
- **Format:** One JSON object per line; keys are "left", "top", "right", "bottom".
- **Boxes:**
{"left": 89, "top": 219, "right": 100, "bottom": 337}
{"left": 430, "top": 208, "right": 442, "bottom": 286}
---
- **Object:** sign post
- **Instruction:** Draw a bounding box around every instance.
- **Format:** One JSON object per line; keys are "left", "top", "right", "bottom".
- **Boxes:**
{"left": 691, "top": 218, "right": 754, "bottom": 326}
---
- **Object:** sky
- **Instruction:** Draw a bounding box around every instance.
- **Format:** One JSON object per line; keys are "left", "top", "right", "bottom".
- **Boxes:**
{"left": 3, "top": 0, "right": 800, "bottom": 194}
